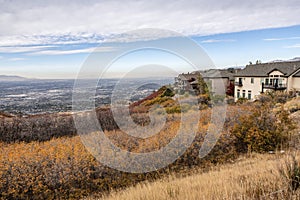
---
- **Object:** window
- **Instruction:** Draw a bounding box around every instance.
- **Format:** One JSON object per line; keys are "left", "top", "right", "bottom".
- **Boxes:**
{"left": 238, "top": 78, "right": 243, "bottom": 85}
{"left": 248, "top": 90, "right": 252, "bottom": 100}
{"left": 237, "top": 89, "right": 240, "bottom": 98}
{"left": 242, "top": 90, "right": 246, "bottom": 98}
{"left": 265, "top": 78, "right": 269, "bottom": 85}
{"left": 251, "top": 78, "right": 254, "bottom": 84}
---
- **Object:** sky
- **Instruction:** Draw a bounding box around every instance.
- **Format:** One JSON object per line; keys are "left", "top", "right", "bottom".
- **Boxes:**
{"left": 0, "top": 0, "right": 300, "bottom": 79}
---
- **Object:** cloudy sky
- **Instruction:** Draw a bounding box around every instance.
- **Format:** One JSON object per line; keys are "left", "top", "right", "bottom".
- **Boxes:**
{"left": 1, "top": 0, "right": 300, "bottom": 78}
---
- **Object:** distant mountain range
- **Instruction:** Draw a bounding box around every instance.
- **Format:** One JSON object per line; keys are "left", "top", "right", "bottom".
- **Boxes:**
{"left": 269, "top": 57, "right": 300, "bottom": 63}
{"left": 0, "top": 75, "right": 30, "bottom": 81}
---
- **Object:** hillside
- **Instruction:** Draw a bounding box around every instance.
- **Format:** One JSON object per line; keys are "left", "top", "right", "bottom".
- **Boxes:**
{"left": 0, "top": 75, "right": 29, "bottom": 81}
{"left": 96, "top": 153, "right": 300, "bottom": 200}
{"left": 1, "top": 92, "right": 299, "bottom": 199}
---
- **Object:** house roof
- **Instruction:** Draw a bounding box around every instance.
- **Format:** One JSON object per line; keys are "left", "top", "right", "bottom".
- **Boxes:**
{"left": 200, "top": 69, "right": 236, "bottom": 80}
{"left": 236, "top": 61, "right": 300, "bottom": 77}
{"left": 294, "top": 71, "right": 300, "bottom": 77}
{"left": 178, "top": 73, "right": 199, "bottom": 81}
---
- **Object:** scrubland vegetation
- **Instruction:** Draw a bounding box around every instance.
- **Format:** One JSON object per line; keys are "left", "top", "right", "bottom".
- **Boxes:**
{"left": 97, "top": 153, "right": 300, "bottom": 200}
{"left": 0, "top": 88, "right": 299, "bottom": 199}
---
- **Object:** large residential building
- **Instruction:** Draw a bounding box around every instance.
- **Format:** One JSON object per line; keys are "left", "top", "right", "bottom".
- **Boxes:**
{"left": 174, "top": 69, "right": 238, "bottom": 95}
{"left": 200, "top": 69, "right": 237, "bottom": 96}
{"left": 234, "top": 61, "right": 300, "bottom": 101}
{"left": 174, "top": 72, "right": 200, "bottom": 94}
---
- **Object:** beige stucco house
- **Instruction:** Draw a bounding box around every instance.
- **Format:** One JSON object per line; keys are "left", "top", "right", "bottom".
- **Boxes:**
{"left": 174, "top": 69, "right": 237, "bottom": 96}
{"left": 234, "top": 61, "right": 300, "bottom": 101}
{"left": 200, "top": 69, "right": 237, "bottom": 96}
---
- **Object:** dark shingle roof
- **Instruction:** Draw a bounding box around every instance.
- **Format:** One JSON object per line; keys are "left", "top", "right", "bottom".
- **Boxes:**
{"left": 178, "top": 73, "right": 199, "bottom": 80}
{"left": 200, "top": 69, "right": 236, "bottom": 80}
{"left": 236, "top": 61, "right": 300, "bottom": 77}
{"left": 294, "top": 71, "right": 300, "bottom": 77}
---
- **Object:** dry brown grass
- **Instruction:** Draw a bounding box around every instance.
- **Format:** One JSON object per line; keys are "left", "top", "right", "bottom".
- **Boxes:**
{"left": 93, "top": 153, "right": 300, "bottom": 200}
{"left": 0, "top": 102, "right": 297, "bottom": 199}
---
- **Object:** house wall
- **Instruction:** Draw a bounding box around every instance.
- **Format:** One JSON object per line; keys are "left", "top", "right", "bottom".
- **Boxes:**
{"left": 269, "top": 70, "right": 284, "bottom": 76}
{"left": 234, "top": 77, "right": 263, "bottom": 101}
{"left": 292, "top": 77, "right": 300, "bottom": 90}
{"left": 213, "top": 78, "right": 227, "bottom": 95}
{"left": 287, "top": 68, "right": 300, "bottom": 91}
{"left": 268, "top": 70, "right": 287, "bottom": 88}
{"left": 205, "top": 78, "right": 228, "bottom": 95}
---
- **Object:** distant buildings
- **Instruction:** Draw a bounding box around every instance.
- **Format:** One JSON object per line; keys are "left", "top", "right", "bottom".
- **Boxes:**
{"left": 174, "top": 72, "right": 200, "bottom": 94}
{"left": 174, "top": 60, "right": 300, "bottom": 102}
{"left": 234, "top": 60, "right": 300, "bottom": 101}
{"left": 200, "top": 69, "right": 237, "bottom": 96}
{"left": 174, "top": 68, "right": 239, "bottom": 96}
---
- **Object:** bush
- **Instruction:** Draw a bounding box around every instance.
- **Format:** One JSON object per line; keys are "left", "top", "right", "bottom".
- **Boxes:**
{"left": 236, "top": 97, "right": 248, "bottom": 104}
{"left": 231, "top": 102, "right": 295, "bottom": 153}
{"left": 161, "top": 88, "right": 175, "bottom": 97}
{"left": 211, "top": 95, "right": 225, "bottom": 104}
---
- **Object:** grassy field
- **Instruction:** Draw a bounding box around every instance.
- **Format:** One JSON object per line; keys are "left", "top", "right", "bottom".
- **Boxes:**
{"left": 93, "top": 153, "right": 300, "bottom": 200}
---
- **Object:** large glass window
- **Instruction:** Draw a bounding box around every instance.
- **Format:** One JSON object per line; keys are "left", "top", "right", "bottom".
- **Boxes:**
{"left": 237, "top": 89, "right": 240, "bottom": 98}
{"left": 242, "top": 90, "right": 246, "bottom": 98}
{"left": 265, "top": 78, "right": 269, "bottom": 85}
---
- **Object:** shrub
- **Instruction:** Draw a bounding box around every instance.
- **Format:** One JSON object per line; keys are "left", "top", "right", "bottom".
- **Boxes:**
{"left": 236, "top": 97, "right": 248, "bottom": 104}
{"left": 231, "top": 102, "right": 295, "bottom": 153}
{"left": 161, "top": 87, "right": 175, "bottom": 97}
{"left": 211, "top": 95, "right": 225, "bottom": 104}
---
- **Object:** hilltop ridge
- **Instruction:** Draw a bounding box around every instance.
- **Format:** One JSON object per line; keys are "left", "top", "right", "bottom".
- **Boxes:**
{"left": 0, "top": 75, "right": 30, "bottom": 81}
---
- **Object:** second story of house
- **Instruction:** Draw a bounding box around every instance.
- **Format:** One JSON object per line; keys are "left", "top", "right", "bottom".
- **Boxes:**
{"left": 234, "top": 60, "right": 300, "bottom": 101}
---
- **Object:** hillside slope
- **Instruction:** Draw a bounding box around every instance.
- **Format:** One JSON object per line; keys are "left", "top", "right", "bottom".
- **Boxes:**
{"left": 91, "top": 153, "right": 300, "bottom": 200}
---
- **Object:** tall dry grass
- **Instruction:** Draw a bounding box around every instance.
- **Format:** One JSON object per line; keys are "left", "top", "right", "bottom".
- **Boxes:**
{"left": 95, "top": 153, "right": 300, "bottom": 200}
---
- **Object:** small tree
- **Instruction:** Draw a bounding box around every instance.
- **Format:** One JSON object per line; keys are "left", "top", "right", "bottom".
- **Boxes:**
{"left": 231, "top": 102, "right": 295, "bottom": 153}
{"left": 192, "top": 72, "right": 209, "bottom": 96}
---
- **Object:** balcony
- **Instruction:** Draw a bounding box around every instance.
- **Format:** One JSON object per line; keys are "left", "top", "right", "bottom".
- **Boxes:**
{"left": 235, "top": 82, "right": 243, "bottom": 87}
{"left": 263, "top": 83, "right": 287, "bottom": 90}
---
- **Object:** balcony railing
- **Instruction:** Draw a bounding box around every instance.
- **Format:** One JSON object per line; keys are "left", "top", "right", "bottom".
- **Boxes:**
{"left": 235, "top": 82, "right": 243, "bottom": 87}
{"left": 263, "top": 83, "right": 287, "bottom": 90}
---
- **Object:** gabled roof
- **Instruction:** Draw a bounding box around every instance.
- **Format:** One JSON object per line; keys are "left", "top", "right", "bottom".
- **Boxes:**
{"left": 236, "top": 61, "right": 300, "bottom": 77}
{"left": 199, "top": 69, "right": 236, "bottom": 80}
{"left": 198, "top": 69, "right": 240, "bottom": 80}
{"left": 294, "top": 70, "right": 300, "bottom": 77}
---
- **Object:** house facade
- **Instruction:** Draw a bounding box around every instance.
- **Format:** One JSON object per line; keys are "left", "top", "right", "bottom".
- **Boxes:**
{"left": 200, "top": 69, "right": 237, "bottom": 96}
{"left": 174, "top": 69, "right": 238, "bottom": 96}
{"left": 174, "top": 72, "right": 200, "bottom": 94}
{"left": 234, "top": 61, "right": 300, "bottom": 101}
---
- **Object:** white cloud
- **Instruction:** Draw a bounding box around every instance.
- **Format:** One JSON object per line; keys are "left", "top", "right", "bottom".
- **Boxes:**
{"left": 0, "top": 45, "right": 56, "bottom": 53}
{"left": 264, "top": 37, "right": 300, "bottom": 41}
{"left": 28, "top": 46, "right": 118, "bottom": 55}
{"left": 0, "top": 0, "right": 300, "bottom": 45}
{"left": 0, "top": 35, "right": 103, "bottom": 46}
{"left": 8, "top": 57, "right": 26, "bottom": 61}
{"left": 201, "top": 39, "right": 236, "bottom": 43}
{"left": 284, "top": 44, "right": 300, "bottom": 48}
